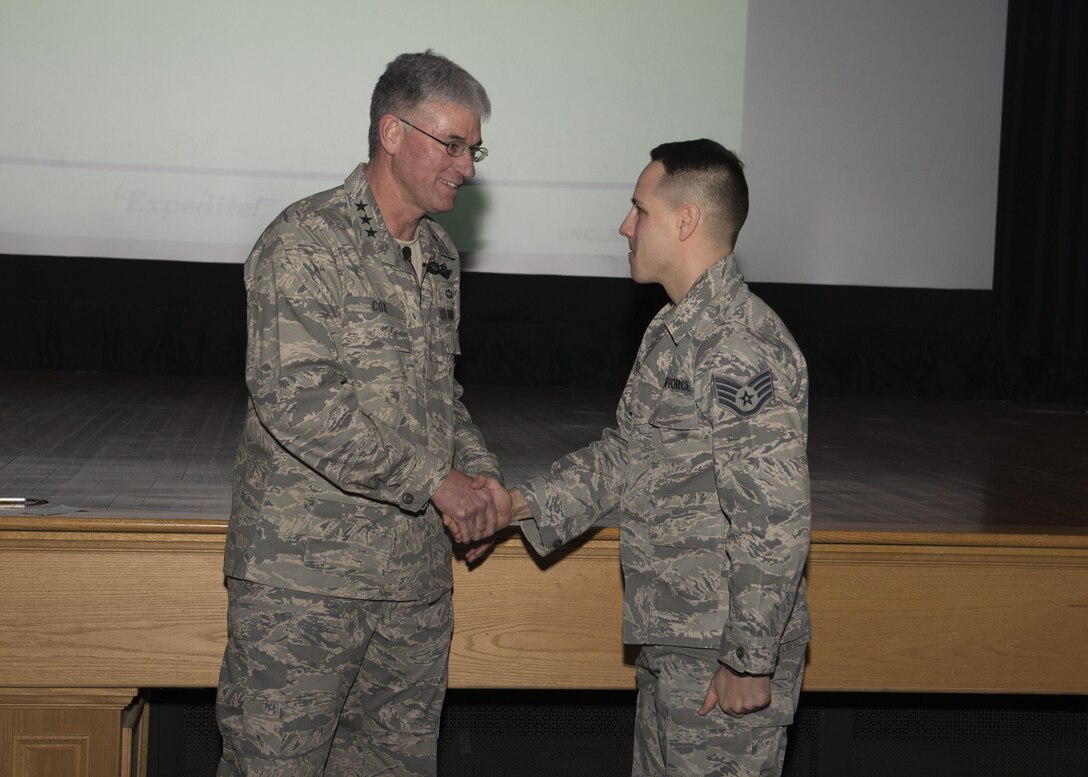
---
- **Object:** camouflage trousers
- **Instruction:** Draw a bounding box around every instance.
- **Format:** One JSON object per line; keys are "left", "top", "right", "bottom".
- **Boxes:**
{"left": 216, "top": 578, "right": 452, "bottom": 777}
{"left": 632, "top": 643, "right": 806, "bottom": 777}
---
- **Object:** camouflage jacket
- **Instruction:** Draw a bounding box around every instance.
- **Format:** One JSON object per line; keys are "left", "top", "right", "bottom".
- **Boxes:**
{"left": 516, "top": 255, "right": 811, "bottom": 674}
{"left": 225, "top": 163, "right": 500, "bottom": 601}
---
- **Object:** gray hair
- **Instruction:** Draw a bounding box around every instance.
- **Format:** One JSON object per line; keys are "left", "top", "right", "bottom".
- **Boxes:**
{"left": 368, "top": 50, "right": 491, "bottom": 157}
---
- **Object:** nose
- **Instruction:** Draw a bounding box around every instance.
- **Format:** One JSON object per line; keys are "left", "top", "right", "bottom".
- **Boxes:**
{"left": 455, "top": 153, "right": 476, "bottom": 179}
{"left": 619, "top": 208, "right": 635, "bottom": 239}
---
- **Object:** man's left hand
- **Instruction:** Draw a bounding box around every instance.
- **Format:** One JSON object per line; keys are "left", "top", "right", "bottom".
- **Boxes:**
{"left": 698, "top": 666, "right": 771, "bottom": 717}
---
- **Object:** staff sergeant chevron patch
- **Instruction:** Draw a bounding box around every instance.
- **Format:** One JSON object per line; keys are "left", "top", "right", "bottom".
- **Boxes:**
{"left": 714, "top": 369, "right": 774, "bottom": 417}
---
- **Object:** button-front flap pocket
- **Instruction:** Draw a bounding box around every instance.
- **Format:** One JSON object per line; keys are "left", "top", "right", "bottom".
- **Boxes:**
{"left": 647, "top": 507, "right": 724, "bottom": 548}
{"left": 650, "top": 390, "right": 700, "bottom": 430}
{"left": 343, "top": 299, "right": 411, "bottom": 352}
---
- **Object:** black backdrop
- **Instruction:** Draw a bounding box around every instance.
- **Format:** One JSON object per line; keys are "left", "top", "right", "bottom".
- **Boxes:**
{"left": 991, "top": 0, "right": 1088, "bottom": 403}
{"left": 2, "top": 0, "right": 1085, "bottom": 404}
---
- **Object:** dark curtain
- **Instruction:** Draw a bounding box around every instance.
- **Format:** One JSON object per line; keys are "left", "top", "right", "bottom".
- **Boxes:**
{"left": 993, "top": 0, "right": 1088, "bottom": 399}
{"left": 0, "top": 255, "right": 245, "bottom": 376}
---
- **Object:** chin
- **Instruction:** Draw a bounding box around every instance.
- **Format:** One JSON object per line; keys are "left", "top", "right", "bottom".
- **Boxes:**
{"left": 432, "top": 193, "right": 459, "bottom": 213}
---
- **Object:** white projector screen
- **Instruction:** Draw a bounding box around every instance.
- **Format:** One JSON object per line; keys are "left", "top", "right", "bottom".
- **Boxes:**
{"left": 0, "top": 0, "right": 1006, "bottom": 289}
{"left": 739, "top": 0, "right": 1008, "bottom": 289}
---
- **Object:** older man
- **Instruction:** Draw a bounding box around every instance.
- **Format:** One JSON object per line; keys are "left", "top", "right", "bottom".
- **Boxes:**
{"left": 217, "top": 51, "right": 501, "bottom": 777}
{"left": 459, "top": 139, "right": 811, "bottom": 776}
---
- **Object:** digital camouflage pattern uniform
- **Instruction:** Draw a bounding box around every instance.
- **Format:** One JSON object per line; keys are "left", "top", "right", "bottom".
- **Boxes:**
{"left": 515, "top": 255, "right": 810, "bottom": 776}
{"left": 217, "top": 163, "right": 500, "bottom": 777}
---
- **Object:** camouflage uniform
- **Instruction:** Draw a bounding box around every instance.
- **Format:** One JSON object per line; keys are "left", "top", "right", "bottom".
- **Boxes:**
{"left": 515, "top": 255, "right": 810, "bottom": 776}
{"left": 217, "top": 163, "right": 500, "bottom": 777}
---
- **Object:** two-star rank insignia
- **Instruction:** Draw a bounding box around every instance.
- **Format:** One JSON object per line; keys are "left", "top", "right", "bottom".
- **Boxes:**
{"left": 714, "top": 369, "right": 774, "bottom": 417}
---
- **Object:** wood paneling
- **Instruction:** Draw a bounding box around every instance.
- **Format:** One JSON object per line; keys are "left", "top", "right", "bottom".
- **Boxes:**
{"left": 1, "top": 520, "right": 1085, "bottom": 694}
{"left": 0, "top": 688, "right": 141, "bottom": 777}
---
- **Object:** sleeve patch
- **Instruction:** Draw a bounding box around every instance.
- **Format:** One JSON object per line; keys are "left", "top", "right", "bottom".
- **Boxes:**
{"left": 714, "top": 369, "right": 774, "bottom": 417}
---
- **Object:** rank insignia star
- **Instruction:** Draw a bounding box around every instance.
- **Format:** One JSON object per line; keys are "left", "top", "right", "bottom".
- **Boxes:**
{"left": 714, "top": 369, "right": 774, "bottom": 417}
{"left": 366, "top": 228, "right": 377, "bottom": 237}
{"left": 355, "top": 200, "right": 368, "bottom": 212}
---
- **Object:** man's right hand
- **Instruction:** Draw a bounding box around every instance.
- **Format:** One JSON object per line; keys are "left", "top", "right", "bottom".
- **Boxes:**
{"left": 431, "top": 468, "right": 497, "bottom": 543}
{"left": 444, "top": 478, "right": 531, "bottom": 539}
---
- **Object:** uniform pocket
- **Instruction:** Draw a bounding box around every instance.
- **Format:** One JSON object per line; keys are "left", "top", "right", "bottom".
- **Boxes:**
{"left": 649, "top": 389, "right": 700, "bottom": 431}
{"left": 645, "top": 393, "right": 717, "bottom": 510}
{"left": 647, "top": 507, "right": 724, "bottom": 549}
{"left": 341, "top": 302, "right": 412, "bottom": 385}
{"left": 301, "top": 493, "right": 395, "bottom": 579}
{"left": 427, "top": 324, "right": 458, "bottom": 377}
{"left": 342, "top": 316, "right": 412, "bottom": 429}
{"left": 220, "top": 580, "right": 347, "bottom": 761}
{"left": 344, "top": 323, "right": 411, "bottom": 353}
{"left": 644, "top": 508, "right": 725, "bottom": 619}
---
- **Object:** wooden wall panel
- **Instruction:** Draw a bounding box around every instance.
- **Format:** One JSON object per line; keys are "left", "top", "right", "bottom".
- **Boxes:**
{"left": 1, "top": 519, "right": 1086, "bottom": 695}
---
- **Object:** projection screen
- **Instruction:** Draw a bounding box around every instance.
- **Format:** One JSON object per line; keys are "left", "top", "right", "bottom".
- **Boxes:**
{"left": 0, "top": 0, "right": 1007, "bottom": 289}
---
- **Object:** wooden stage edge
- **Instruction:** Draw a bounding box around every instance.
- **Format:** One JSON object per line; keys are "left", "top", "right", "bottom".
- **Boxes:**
{"left": 2, "top": 514, "right": 1087, "bottom": 697}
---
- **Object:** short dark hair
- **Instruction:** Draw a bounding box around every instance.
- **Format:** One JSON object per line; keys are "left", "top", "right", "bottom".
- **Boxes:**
{"left": 650, "top": 139, "right": 749, "bottom": 248}
{"left": 369, "top": 50, "right": 491, "bottom": 158}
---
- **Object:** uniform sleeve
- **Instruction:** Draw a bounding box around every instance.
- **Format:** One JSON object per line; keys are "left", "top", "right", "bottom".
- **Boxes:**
{"left": 695, "top": 340, "right": 811, "bottom": 675}
{"left": 245, "top": 224, "right": 448, "bottom": 508}
{"left": 451, "top": 374, "right": 502, "bottom": 482}
{"left": 513, "top": 422, "right": 629, "bottom": 557}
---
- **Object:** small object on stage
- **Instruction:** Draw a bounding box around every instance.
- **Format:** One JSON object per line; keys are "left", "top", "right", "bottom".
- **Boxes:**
{"left": 0, "top": 497, "right": 49, "bottom": 508}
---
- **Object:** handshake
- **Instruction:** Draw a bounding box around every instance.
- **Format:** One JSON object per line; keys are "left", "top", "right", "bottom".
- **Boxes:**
{"left": 431, "top": 468, "right": 529, "bottom": 563}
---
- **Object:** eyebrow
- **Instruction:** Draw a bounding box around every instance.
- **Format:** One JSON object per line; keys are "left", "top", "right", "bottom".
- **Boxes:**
{"left": 435, "top": 127, "right": 480, "bottom": 142}
{"left": 448, "top": 133, "right": 485, "bottom": 149}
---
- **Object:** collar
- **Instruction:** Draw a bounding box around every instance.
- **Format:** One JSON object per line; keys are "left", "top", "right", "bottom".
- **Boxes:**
{"left": 345, "top": 163, "right": 394, "bottom": 261}
{"left": 344, "top": 164, "right": 458, "bottom": 275}
{"left": 662, "top": 254, "right": 747, "bottom": 345}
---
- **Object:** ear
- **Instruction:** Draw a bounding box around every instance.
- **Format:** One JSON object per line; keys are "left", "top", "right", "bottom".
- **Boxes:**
{"left": 676, "top": 203, "right": 701, "bottom": 242}
{"left": 377, "top": 114, "right": 403, "bottom": 155}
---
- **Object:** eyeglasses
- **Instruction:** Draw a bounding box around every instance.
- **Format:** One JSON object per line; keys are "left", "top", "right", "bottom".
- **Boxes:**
{"left": 397, "top": 117, "right": 488, "bottom": 163}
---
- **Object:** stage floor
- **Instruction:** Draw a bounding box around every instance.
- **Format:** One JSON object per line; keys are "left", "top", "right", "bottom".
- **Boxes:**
{"left": 1, "top": 370, "right": 1085, "bottom": 536}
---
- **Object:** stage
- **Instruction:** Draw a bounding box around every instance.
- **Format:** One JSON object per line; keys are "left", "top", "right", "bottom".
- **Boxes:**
{"left": 1, "top": 369, "right": 1084, "bottom": 535}
{"left": 1, "top": 370, "right": 1086, "bottom": 774}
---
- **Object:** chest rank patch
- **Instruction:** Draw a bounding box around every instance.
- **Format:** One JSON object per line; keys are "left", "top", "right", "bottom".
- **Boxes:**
{"left": 714, "top": 369, "right": 774, "bottom": 417}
